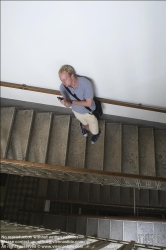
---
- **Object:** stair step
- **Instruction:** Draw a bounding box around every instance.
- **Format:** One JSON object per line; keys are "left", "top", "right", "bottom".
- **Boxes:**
{"left": 98, "top": 219, "right": 110, "bottom": 238}
{"left": 137, "top": 222, "right": 154, "bottom": 245}
{"left": 29, "top": 212, "right": 44, "bottom": 226}
{"left": 86, "top": 218, "right": 98, "bottom": 236}
{"left": 67, "top": 117, "right": 86, "bottom": 168}
{"left": 7, "top": 109, "right": 34, "bottom": 161}
{"left": 110, "top": 186, "right": 120, "bottom": 204}
{"left": 46, "top": 179, "right": 59, "bottom": 199}
{"left": 122, "top": 125, "right": 139, "bottom": 174}
{"left": 104, "top": 123, "right": 122, "bottom": 172}
{"left": 57, "top": 180, "right": 69, "bottom": 199}
{"left": 140, "top": 189, "right": 149, "bottom": 206}
{"left": 0, "top": 107, "right": 16, "bottom": 158}
{"left": 149, "top": 190, "right": 158, "bottom": 207}
{"left": 37, "top": 178, "right": 48, "bottom": 197}
{"left": 100, "top": 186, "right": 110, "bottom": 203}
{"left": 76, "top": 217, "right": 87, "bottom": 235}
{"left": 89, "top": 184, "right": 100, "bottom": 203}
{"left": 66, "top": 216, "right": 77, "bottom": 233}
{"left": 159, "top": 190, "right": 166, "bottom": 207}
{"left": 27, "top": 112, "right": 52, "bottom": 163}
{"left": 123, "top": 221, "right": 137, "bottom": 242}
{"left": 120, "top": 187, "right": 131, "bottom": 205}
{"left": 110, "top": 220, "right": 123, "bottom": 241}
{"left": 34, "top": 213, "right": 44, "bottom": 227}
{"left": 47, "top": 115, "right": 70, "bottom": 165}
{"left": 139, "top": 128, "right": 156, "bottom": 176}
{"left": 68, "top": 182, "right": 80, "bottom": 200}
{"left": 154, "top": 222, "right": 166, "bottom": 246}
{"left": 154, "top": 130, "right": 166, "bottom": 178}
{"left": 85, "top": 120, "right": 105, "bottom": 170}
{"left": 130, "top": 188, "right": 140, "bottom": 206}
{"left": 79, "top": 183, "right": 90, "bottom": 201}
{"left": 44, "top": 214, "right": 67, "bottom": 231}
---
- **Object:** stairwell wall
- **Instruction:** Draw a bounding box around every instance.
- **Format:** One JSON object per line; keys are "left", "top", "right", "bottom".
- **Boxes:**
{"left": 1, "top": 1, "right": 166, "bottom": 124}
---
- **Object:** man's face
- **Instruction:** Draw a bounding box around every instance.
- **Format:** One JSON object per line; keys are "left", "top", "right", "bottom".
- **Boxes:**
{"left": 59, "top": 72, "right": 73, "bottom": 87}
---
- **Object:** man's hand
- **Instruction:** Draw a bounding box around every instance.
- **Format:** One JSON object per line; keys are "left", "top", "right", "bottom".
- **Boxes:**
{"left": 59, "top": 98, "right": 71, "bottom": 108}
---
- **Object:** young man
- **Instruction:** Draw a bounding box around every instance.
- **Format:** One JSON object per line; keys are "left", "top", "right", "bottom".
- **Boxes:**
{"left": 58, "top": 64, "right": 101, "bottom": 144}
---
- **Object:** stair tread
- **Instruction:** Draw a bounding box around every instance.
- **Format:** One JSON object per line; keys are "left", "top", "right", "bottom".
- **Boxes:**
{"left": 122, "top": 125, "right": 139, "bottom": 174}
{"left": 98, "top": 219, "right": 110, "bottom": 238}
{"left": 7, "top": 109, "right": 34, "bottom": 161}
{"left": 67, "top": 117, "right": 86, "bottom": 168}
{"left": 47, "top": 115, "right": 70, "bottom": 166}
{"left": 68, "top": 181, "right": 80, "bottom": 200}
{"left": 110, "top": 220, "right": 123, "bottom": 241}
{"left": 139, "top": 128, "right": 156, "bottom": 176}
{"left": 104, "top": 123, "right": 122, "bottom": 172}
{"left": 89, "top": 183, "right": 100, "bottom": 203}
{"left": 27, "top": 112, "right": 52, "bottom": 163}
{"left": 154, "top": 130, "right": 166, "bottom": 178}
{"left": 86, "top": 218, "right": 98, "bottom": 236}
{"left": 47, "top": 179, "right": 59, "bottom": 199}
{"left": 0, "top": 107, "right": 16, "bottom": 158}
{"left": 85, "top": 120, "right": 105, "bottom": 170}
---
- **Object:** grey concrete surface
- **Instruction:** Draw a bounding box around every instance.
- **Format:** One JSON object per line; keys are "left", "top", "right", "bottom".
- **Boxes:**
{"left": 27, "top": 112, "right": 52, "bottom": 163}
{"left": 85, "top": 120, "right": 105, "bottom": 170}
{"left": 7, "top": 109, "right": 34, "bottom": 161}
{"left": 89, "top": 184, "right": 100, "bottom": 203}
{"left": 66, "top": 117, "right": 86, "bottom": 168}
{"left": 76, "top": 217, "right": 87, "bottom": 235}
{"left": 47, "top": 115, "right": 70, "bottom": 166}
{"left": 154, "top": 130, "right": 166, "bottom": 178}
{"left": 2, "top": 98, "right": 166, "bottom": 129}
{"left": 139, "top": 128, "right": 156, "bottom": 176}
{"left": 57, "top": 180, "right": 69, "bottom": 200}
{"left": 79, "top": 183, "right": 90, "bottom": 201}
{"left": 122, "top": 125, "right": 139, "bottom": 174}
{"left": 104, "top": 123, "right": 122, "bottom": 172}
{"left": 43, "top": 215, "right": 67, "bottom": 231}
{"left": 140, "top": 189, "right": 149, "bottom": 206}
{"left": 98, "top": 219, "right": 110, "bottom": 238}
{"left": 86, "top": 218, "right": 98, "bottom": 236}
{"left": 123, "top": 221, "right": 137, "bottom": 242}
{"left": 100, "top": 185, "right": 110, "bottom": 204}
{"left": 68, "top": 182, "right": 80, "bottom": 200}
{"left": 110, "top": 186, "right": 120, "bottom": 204}
{"left": 66, "top": 216, "right": 77, "bottom": 233}
{"left": 137, "top": 222, "right": 154, "bottom": 245}
{"left": 0, "top": 107, "right": 16, "bottom": 158}
{"left": 46, "top": 179, "right": 59, "bottom": 199}
{"left": 120, "top": 187, "right": 131, "bottom": 205}
{"left": 110, "top": 220, "right": 123, "bottom": 241}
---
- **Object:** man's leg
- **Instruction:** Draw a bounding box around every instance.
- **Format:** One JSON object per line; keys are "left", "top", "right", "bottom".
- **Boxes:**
{"left": 85, "top": 114, "right": 101, "bottom": 144}
{"left": 72, "top": 111, "right": 89, "bottom": 137}
{"left": 82, "top": 124, "right": 90, "bottom": 131}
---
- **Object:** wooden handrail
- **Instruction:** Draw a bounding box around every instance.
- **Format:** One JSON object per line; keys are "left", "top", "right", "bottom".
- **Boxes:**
{"left": 1, "top": 81, "right": 166, "bottom": 114}
{"left": 1, "top": 158, "right": 166, "bottom": 183}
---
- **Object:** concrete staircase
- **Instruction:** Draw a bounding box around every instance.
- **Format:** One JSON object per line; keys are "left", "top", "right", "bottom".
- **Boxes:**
{"left": 1, "top": 107, "right": 166, "bottom": 207}
{"left": 1, "top": 107, "right": 166, "bottom": 174}
{"left": 1, "top": 106, "right": 166, "bottom": 248}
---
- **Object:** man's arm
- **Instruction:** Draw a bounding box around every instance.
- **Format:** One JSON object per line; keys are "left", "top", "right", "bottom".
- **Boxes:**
{"left": 72, "top": 98, "right": 93, "bottom": 107}
{"left": 60, "top": 98, "right": 72, "bottom": 108}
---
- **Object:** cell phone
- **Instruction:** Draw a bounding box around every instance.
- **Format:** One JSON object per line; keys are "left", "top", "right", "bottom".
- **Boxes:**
{"left": 57, "top": 97, "right": 64, "bottom": 100}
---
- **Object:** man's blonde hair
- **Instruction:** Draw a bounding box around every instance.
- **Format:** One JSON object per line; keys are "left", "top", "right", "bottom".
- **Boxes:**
{"left": 58, "top": 65, "right": 76, "bottom": 76}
